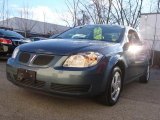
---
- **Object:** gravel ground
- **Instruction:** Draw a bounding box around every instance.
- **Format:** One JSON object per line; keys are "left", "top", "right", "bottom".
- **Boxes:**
{"left": 0, "top": 60, "right": 160, "bottom": 120}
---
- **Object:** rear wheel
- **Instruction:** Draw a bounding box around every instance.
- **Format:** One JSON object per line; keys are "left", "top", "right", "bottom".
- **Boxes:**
{"left": 139, "top": 64, "right": 150, "bottom": 83}
{"left": 100, "top": 67, "right": 122, "bottom": 106}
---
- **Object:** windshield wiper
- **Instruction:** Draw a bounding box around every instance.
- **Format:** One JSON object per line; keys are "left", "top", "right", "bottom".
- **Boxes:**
{"left": 72, "top": 37, "right": 88, "bottom": 40}
{"left": 54, "top": 36, "right": 63, "bottom": 39}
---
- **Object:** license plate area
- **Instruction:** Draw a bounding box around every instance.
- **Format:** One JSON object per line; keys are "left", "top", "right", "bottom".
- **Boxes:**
{"left": 17, "top": 68, "right": 36, "bottom": 81}
{"left": 3, "top": 45, "right": 8, "bottom": 52}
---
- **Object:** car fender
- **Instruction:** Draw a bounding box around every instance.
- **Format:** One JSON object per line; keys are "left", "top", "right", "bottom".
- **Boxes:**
{"left": 100, "top": 54, "right": 127, "bottom": 92}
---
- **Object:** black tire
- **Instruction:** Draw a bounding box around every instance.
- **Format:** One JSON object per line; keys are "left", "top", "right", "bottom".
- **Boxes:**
{"left": 100, "top": 66, "right": 122, "bottom": 106}
{"left": 139, "top": 64, "right": 150, "bottom": 83}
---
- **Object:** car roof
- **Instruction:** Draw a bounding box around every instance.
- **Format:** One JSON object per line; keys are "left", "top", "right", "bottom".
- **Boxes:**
{"left": 78, "top": 24, "right": 126, "bottom": 29}
{"left": 76, "top": 24, "right": 137, "bottom": 31}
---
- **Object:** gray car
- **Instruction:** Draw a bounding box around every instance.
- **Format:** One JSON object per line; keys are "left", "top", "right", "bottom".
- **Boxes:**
{"left": 6, "top": 25, "right": 150, "bottom": 106}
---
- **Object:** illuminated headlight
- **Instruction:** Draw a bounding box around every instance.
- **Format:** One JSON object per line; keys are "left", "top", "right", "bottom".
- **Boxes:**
{"left": 128, "top": 45, "right": 142, "bottom": 54}
{"left": 12, "top": 47, "right": 19, "bottom": 59}
{"left": 63, "top": 52, "right": 103, "bottom": 68}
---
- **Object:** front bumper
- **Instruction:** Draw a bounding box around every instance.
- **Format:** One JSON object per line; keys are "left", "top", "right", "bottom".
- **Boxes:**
{"left": 6, "top": 58, "right": 107, "bottom": 96}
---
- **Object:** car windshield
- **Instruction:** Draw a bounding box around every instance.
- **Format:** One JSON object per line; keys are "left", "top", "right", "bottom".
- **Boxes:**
{"left": 0, "top": 29, "right": 24, "bottom": 38}
{"left": 56, "top": 25, "right": 124, "bottom": 43}
{"left": 50, "top": 34, "right": 59, "bottom": 39}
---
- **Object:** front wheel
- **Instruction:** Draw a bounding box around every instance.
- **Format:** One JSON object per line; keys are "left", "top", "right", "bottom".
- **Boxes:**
{"left": 100, "top": 67, "right": 122, "bottom": 106}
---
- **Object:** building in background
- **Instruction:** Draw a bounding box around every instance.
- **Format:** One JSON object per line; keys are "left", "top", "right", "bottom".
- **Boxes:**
{"left": 139, "top": 13, "right": 160, "bottom": 67}
{"left": 0, "top": 17, "right": 69, "bottom": 37}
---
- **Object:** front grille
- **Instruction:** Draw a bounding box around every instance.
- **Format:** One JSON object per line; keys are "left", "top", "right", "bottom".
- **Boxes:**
{"left": 19, "top": 52, "right": 31, "bottom": 63}
{"left": 50, "top": 83, "right": 90, "bottom": 93}
{"left": 32, "top": 55, "right": 54, "bottom": 66}
{"left": 18, "top": 52, "right": 54, "bottom": 66}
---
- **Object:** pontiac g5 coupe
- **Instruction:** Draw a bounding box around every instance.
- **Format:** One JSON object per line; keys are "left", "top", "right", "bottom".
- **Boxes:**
{"left": 6, "top": 25, "right": 150, "bottom": 106}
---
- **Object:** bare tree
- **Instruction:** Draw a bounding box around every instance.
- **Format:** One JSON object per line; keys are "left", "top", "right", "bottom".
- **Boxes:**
{"left": 62, "top": 0, "right": 144, "bottom": 28}
{"left": 79, "top": 0, "right": 142, "bottom": 27}
{"left": 106, "top": 0, "right": 113, "bottom": 24}
{"left": 158, "top": 0, "right": 160, "bottom": 12}
{"left": 43, "top": 11, "right": 46, "bottom": 34}
{"left": 147, "top": 0, "right": 159, "bottom": 12}
{"left": 2, "top": 0, "right": 5, "bottom": 25}
{"left": 76, "top": 10, "right": 90, "bottom": 25}
{"left": 109, "top": 0, "right": 143, "bottom": 28}
{"left": 0, "top": 0, "right": 9, "bottom": 27}
{"left": 37, "top": 10, "right": 54, "bottom": 36}
{"left": 64, "top": 0, "right": 81, "bottom": 27}
{"left": 80, "top": 0, "right": 113, "bottom": 24}
{"left": 62, "top": 0, "right": 114, "bottom": 26}
{"left": 16, "top": 3, "right": 37, "bottom": 37}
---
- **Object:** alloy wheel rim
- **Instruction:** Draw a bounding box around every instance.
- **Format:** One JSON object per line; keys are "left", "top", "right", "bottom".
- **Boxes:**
{"left": 111, "top": 72, "right": 121, "bottom": 101}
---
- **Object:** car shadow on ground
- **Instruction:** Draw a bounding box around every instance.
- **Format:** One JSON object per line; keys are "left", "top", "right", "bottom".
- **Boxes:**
{"left": 15, "top": 80, "right": 143, "bottom": 107}
{"left": 21, "top": 69, "right": 160, "bottom": 106}
{"left": 19, "top": 87, "right": 101, "bottom": 105}
{"left": 2, "top": 70, "right": 160, "bottom": 120}
{"left": 121, "top": 73, "right": 160, "bottom": 105}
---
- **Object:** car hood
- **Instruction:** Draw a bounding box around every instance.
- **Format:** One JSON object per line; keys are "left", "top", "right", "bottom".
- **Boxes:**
{"left": 19, "top": 39, "right": 120, "bottom": 55}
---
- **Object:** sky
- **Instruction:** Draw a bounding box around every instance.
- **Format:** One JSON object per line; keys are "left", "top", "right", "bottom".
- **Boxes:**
{"left": 0, "top": 0, "right": 156, "bottom": 26}
{"left": 2, "top": 0, "right": 70, "bottom": 26}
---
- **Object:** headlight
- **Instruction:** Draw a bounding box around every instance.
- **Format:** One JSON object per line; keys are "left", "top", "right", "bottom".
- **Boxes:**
{"left": 12, "top": 47, "right": 19, "bottom": 59}
{"left": 63, "top": 52, "right": 103, "bottom": 68}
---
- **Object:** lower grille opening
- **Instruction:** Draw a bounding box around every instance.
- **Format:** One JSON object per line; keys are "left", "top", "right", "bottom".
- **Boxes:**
{"left": 14, "top": 75, "right": 45, "bottom": 88}
{"left": 50, "top": 83, "right": 90, "bottom": 93}
{"left": 20, "top": 79, "right": 45, "bottom": 88}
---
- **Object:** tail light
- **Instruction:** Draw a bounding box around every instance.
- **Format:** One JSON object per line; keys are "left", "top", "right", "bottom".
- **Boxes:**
{"left": 0, "top": 38, "right": 12, "bottom": 44}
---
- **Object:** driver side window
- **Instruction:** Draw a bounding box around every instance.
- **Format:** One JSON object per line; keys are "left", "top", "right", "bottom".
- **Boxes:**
{"left": 128, "top": 30, "right": 141, "bottom": 44}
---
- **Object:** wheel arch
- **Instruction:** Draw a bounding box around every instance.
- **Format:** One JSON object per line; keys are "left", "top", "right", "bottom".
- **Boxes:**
{"left": 100, "top": 55, "right": 127, "bottom": 92}
{"left": 114, "top": 60, "right": 126, "bottom": 81}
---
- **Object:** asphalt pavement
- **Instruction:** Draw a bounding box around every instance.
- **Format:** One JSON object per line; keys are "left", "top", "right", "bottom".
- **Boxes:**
{"left": 0, "top": 60, "right": 160, "bottom": 120}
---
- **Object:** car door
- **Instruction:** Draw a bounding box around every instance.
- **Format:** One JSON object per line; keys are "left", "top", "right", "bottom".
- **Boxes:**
{"left": 131, "top": 31, "right": 148, "bottom": 75}
{"left": 126, "top": 30, "right": 148, "bottom": 78}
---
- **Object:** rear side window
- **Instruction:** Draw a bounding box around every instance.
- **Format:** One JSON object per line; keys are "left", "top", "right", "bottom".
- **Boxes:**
{"left": 128, "top": 30, "right": 141, "bottom": 44}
